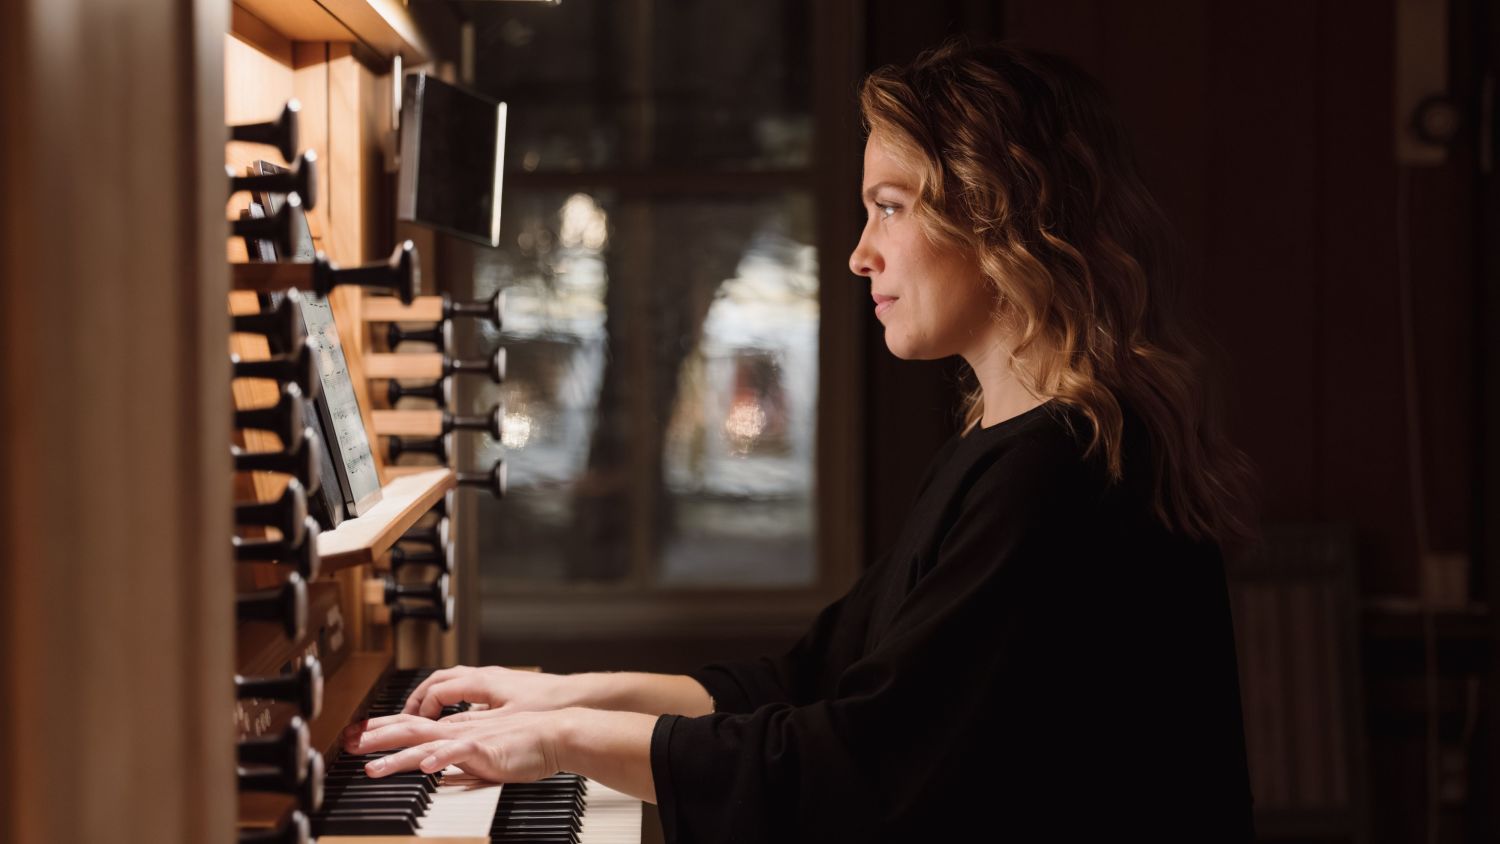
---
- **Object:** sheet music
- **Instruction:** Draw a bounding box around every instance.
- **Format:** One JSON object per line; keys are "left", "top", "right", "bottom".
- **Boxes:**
{"left": 297, "top": 293, "right": 382, "bottom": 516}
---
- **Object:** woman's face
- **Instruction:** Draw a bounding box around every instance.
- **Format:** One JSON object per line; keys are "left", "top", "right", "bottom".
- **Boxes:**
{"left": 848, "top": 133, "right": 999, "bottom": 362}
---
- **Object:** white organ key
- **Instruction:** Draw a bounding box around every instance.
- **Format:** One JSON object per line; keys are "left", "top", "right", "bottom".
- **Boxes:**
{"left": 415, "top": 766, "right": 501, "bottom": 837}
{"left": 578, "top": 778, "right": 643, "bottom": 844}
{"left": 409, "top": 769, "right": 642, "bottom": 842}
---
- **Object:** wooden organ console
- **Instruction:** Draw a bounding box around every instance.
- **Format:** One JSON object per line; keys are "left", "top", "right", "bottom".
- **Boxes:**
{"left": 223, "top": 5, "right": 643, "bottom": 843}
{"left": 0, "top": 0, "right": 641, "bottom": 841}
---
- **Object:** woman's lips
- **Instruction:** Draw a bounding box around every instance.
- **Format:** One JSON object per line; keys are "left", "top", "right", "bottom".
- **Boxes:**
{"left": 872, "top": 293, "right": 897, "bottom": 317}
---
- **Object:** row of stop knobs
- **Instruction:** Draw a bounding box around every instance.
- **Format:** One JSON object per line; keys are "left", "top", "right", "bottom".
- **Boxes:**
{"left": 229, "top": 102, "right": 323, "bottom": 844}
{"left": 227, "top": 98, "right": 512, "bottom": 844}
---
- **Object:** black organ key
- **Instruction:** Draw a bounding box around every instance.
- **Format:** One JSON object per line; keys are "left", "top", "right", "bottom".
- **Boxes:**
{"left": 229, "top": 99, "right": 301, "bottom": 164}
{"left": 235, "top": 478, "right": 309, "bottom": 545}
{"left": 232, "top": 427, "right": 321, "bottom": 493}
{"left": 235, "top": 383, "right": 306, "bottom": 446}
{"left": 228, "top": 151, "right": 318, "bottom": 210}
{"left": 235, "top": 572, "right": 307, "bottom": 640}
{"left": 457, "top": 461, "right": 508, "bottom": 499}
{"left": 236, "top": 655, "right": 323, "bottom": 720}
{"left": 232, "top": 337, "right": 319, "bottom": 398}
{"left": 232, "top": 290, "right": 307, "bottom": 354}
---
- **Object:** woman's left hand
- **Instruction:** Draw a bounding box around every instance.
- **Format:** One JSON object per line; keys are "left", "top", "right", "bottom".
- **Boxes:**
{"left": 341, "top": 708, "right": 575, "bottom": 782}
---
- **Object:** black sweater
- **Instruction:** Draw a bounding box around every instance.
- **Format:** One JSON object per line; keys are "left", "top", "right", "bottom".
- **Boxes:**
{"left": 649, "top": 399, "right": 1256, "bottom": 843}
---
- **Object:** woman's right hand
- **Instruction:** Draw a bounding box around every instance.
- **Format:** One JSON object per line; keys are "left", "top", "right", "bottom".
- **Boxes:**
{"left": 401, "top": 665, "right": 583, "bottom": 719}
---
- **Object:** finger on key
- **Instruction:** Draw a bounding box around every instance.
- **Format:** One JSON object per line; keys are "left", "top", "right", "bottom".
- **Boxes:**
{"left": 402, "top": 667, "right": 458, "bottom": 715}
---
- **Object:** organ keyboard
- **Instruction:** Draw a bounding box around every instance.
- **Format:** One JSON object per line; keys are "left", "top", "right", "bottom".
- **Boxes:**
{"left": 314, "top": 670, "right": 642, "bottom": 843}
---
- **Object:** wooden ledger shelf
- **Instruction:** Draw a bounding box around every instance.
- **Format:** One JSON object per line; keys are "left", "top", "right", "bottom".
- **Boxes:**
{"left": 316, "top": 468, "right": 454, "bottom": 571}
{"left": 233, "top": 0, "right": 432, "bottom": 62}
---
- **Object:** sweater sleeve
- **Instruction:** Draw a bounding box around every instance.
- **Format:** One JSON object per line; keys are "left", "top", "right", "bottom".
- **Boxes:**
{"left": 682, "top": 434, "right": 965, "bottom": 716}
{"left": 651, "top": 446, "right": 1098, "bottom": 843}
{"left": 683, "top": 550, "right": 891, "bottom": 715}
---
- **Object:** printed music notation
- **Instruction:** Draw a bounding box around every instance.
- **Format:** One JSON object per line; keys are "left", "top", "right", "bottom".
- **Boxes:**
{"left": 296, "top": 294, "right": 382, "bottom": 513}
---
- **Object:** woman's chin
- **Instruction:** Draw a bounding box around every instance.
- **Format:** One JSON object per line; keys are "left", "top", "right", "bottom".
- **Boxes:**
{"left": 883, "top": 331, "right": 934, "bottom": 361}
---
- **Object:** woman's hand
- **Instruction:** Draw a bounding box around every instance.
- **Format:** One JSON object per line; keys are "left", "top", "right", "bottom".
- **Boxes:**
{"left": 344, "top": 706, "right": 662, "bottom": 803}
{"left": 400, "top": 665, "right": 581, "bottom": 719}
{"left": 341, "top": 709, "right": 571, "bottom": 782}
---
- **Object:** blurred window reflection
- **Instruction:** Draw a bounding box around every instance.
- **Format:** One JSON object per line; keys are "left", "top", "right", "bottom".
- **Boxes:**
{"left": 465, "top": 0, "right": 820, "bottom": 593}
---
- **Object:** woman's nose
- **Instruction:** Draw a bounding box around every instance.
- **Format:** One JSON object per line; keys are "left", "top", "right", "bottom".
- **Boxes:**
{"left": 849, "top": 234, "right": 879, "bottom": 277}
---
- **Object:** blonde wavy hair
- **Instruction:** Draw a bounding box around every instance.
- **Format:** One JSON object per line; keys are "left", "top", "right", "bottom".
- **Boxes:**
{"left": 859, "top": 37, "right": 1261, "bottom": 552}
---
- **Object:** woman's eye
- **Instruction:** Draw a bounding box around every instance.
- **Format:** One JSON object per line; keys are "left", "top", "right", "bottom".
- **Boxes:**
{"left": 876, "top": 203, "right": 897, "bottom": 219}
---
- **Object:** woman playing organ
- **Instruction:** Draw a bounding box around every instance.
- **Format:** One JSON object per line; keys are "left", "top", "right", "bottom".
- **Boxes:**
{"left": 343, "top": 38, "right": 1260, "bottom": 844}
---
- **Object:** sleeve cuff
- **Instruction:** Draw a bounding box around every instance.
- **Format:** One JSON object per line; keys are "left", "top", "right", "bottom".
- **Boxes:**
{"left": 685, "top": 664, "right": 754, "bottom": 713}
{"left": 649, "top": 714, "right": 681, "bottom": 844}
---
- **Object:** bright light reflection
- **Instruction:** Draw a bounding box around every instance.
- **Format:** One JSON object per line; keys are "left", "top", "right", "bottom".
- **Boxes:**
{"left": 723, "top": 399, "right": 767, "bottom": 454}
{"left": 559, "top": 193, "right": 608, "bottom": 250}
{"left": 502, "top": 413, "right": 534, "bottom": 449}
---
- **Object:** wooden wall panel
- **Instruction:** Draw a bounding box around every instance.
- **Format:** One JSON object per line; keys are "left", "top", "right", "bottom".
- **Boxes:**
{"left": 225, "top": 29, "right": 296, "bottom": 257}
{"left": 293, "top": 43, "right": 332, "bottom": 247}
{"left": 0, "top": 0, "right": 233, "bottom": 840}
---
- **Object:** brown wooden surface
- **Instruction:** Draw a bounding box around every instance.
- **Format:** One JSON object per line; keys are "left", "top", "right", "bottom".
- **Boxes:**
{"left": 317, "top": 468, "right": 456, "bottom": 570}
{"left": 235, "top": 0, "right": 431, "bottom": 63}
{"left": 235, "top": 0, "right": 354, "bottom": 43}
{"left": 230, "top": 4, "right": 295, "bottom": 68}
{"left": 225, "top": 26, "right": 296, "bottom": 170}
{"left": 371, "top": 408, "right": 445, "bottom": 436}
{"left": 383, "top": 464, "right": 436, "bottom": 479}
{"left": 292, "top": 43, "right": 331, "bottom": 246}
{"left": 364, "top": 352, "right": 446, "bottom": 380}
{"left": 236, "top": 793, "right": 294, "bottom": 833}
{"left": 229, "top": 291, "right": 292, "bottom": 521}
{"left": 236, "top": 579, "right": 346, "bottom": 677}
{"left": 323, "top": 0, "right": 432, "bottom": 61}
{"left": 326, "top": 43, "right": 382, "bottom": 265}
{"left": 363, "top": 295, "right": 448, "bottom": 323}
{"left": 311, "top": 650, "right": 393, "bottom": 763}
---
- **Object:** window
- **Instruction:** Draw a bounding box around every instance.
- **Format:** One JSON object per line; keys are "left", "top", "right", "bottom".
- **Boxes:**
{"left": 462, "top": 0, "right": 863, "bottom": 635}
